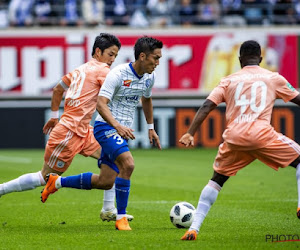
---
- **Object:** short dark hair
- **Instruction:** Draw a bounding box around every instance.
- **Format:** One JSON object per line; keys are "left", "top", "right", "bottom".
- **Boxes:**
{"left": 134, "top": 36, "right": 163, "bottom": 60}
{"left": 239, "top": 40, "right": 261, "bottom": 59}
{"left": 91, "top": 33, "right": 121, "bottom": 56}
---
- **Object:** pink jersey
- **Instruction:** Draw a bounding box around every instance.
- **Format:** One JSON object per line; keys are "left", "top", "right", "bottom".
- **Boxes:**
{"left": 208, "top": 65, "right": 299, "bottom": 150}
{"left": 60, "top": 58, "right": 109, "bottom": 137}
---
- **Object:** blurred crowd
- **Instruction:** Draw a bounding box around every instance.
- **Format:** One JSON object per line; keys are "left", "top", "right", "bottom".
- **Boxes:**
{"left": 0, "top": 0, "right": 299, "bottom": 28}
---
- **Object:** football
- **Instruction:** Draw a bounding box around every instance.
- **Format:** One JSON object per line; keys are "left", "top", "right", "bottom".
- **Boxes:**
{"left": 170, "top": 202, "right": 195, "bottom": 228}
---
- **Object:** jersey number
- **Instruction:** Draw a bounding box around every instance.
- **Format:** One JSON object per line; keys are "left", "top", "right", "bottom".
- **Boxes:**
{"left": 66, "top": 71, "right": 86, "bottom": 99}
{"left": 234, "top": 81, "right": 267, "bottom": 114}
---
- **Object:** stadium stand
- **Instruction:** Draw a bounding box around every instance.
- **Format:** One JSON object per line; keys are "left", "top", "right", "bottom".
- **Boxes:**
{"left": 0, "top": 0, "right": 299, "bottom": 28}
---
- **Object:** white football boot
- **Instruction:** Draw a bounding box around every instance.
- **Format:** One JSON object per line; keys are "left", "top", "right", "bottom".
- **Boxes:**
{"left": 100, "top": 207, "right": 134, "bottom": 222}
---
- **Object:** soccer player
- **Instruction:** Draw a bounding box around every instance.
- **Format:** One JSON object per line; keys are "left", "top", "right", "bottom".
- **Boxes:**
{"left": 0, "top": 33, "right": 126, "bottom": 221}
{"left": 41, "top": 36, "right": 163, "bottom": 230}
{"left": 179, "top": 40, "right": 300, "bottom": 240}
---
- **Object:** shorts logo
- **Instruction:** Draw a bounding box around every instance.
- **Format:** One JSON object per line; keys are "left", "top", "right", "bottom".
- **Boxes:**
{"left": 105, "top": 129, "right": 117, "bottom": 138}
{"left": 57, "top": 160, "right": 65, "bottom": 168}
{"left": 123, "top": 80, "right": 132, "bottom": 87}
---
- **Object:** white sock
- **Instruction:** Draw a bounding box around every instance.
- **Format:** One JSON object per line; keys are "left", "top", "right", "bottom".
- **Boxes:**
{"left": 296, "top": 164, "right": 300, "bottom": 207}
{"left": 116, "top": 214, "right": 126, "bottom": 220}
{"left": 102, "top": 184, "right": 115, "bottom": 211}
{"left": 55, "top": 176, "right": 62, "bottom": 189}
{"left": 190, "top": 180, "right": 221, "bottom": 233}
{"left": 0, "top": 171, "right": 45, "bottom": 195}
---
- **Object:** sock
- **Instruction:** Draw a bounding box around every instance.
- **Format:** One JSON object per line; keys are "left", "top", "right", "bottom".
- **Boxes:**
{"left": 296, "top": 164, "right": 300, "bottom": 207}
{"left": 103, "top": 184, "right": 116, "bottom": 211}
{"left": 60, "top": 172, "right": 93, "bottom": 189}
{"left": 190, "top": 180, "right": 221, "bottom": 233}
{"left": 115, "top": 177, "right": 130, "bottom": 216}
{"left": 0, "top": 171, "right": 45, "bottom": 195}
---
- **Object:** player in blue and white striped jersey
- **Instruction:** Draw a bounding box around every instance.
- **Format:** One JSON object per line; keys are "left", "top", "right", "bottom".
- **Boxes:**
{"left": 94, "top": 36, "right": 163, "bottom": 230}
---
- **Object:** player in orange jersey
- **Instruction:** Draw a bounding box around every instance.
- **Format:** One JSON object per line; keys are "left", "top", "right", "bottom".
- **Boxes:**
{"left": 0, "top": 33, "right": 130, "bottom": 221}
{"left": 179, "top": 40, "right": 300, "bottom": 240}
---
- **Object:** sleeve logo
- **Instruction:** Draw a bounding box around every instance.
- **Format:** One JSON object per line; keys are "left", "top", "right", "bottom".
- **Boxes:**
{"left": 145, "top": 79, "right": 151, "bottom": 88}
{"left": 287, "top": 82, "right": 296, "bottom": 91}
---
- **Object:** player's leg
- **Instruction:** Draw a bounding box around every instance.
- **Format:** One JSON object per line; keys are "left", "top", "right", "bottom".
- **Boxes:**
{"left": 289, "top": 156, "right": 300, "bottom": 218}
{"left": 253, "top": 134, "right": 300, "bottom": 219}
{"left": 182, "top": 142, "right": 254, "bottom": 240}
{"left": 40, "top": 124, "right": 94, "bottom": 202}
{"left": 90, "top": 148, "right": 133, "bottom": 222}
{"left": 113, "top": 151, "right": 134, "bottom": 230}
{"left": 93, "top": 122, "right": 134, "bottom": 230}
{"left": 85, "top": 146, "right": 117, "bottom": 214}
{"left": 0, "top": 167, "right": 46, "bottom": 197}
{"left": 181, "top": 171, "right": 229, "bottom": 240}
{"left": 0, "top": 124, "right": 69, "bottom": 197}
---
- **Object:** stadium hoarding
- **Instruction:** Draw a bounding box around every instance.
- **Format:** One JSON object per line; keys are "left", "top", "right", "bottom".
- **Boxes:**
{"left": 0, "top": 29, "right": 298, "bottom": 96}
{"left": 0, "top": 101, "right": 299, "bottom": 149}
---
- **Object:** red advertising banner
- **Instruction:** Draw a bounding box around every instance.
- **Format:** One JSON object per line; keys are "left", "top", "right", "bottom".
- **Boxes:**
{"left": 0, "top": 32, "right": 298, "bottom": 96}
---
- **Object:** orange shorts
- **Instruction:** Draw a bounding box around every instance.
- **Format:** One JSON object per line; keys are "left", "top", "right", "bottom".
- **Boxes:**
{"left": 213, "top": 134, "right": 300, "bottom": 176}
{"left": 44, "top": 123, "right": 100, "bottom": 172}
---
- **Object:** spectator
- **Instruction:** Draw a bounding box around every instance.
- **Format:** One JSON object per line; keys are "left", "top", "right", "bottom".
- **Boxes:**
{"left": 221, "top": 0, "right": 246, "bottom": 26}
{"left": 147, "top": 0, "right": 175, "bottom": 27}
{"left": 60, "top": 0, "right": 82, "bottom": 26}
{"left": 34, "top": 0, "right": 54, "bottom": 26}
{"left": 104, "top": 0, "right": 133, "bottom": 26}
{"left": 178, "top": 0, "right": 197, "bottom": 26}
{"left": 81, "top": 0, "right": 104, "bottom": 26}
{"left": 196, "top": 0, "right": 220, "bottom": 25}
{"left": 8, "top": 0, "right": 34, "bottom": 26}
{"left": 273, "top": 0, "right": 296, "bottom": 25}
{"left": 0, "top": 0, "right": 9, "bottom": 28}
{"left": 294, "top": 0, "right": 300, "bottom": 23}
{"left": 242, "top": 0, "right": 268, "bottom": 25}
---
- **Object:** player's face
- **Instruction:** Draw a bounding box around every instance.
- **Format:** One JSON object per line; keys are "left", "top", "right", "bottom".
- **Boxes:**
{"left": 144, "top": 48, "right": 162, "bottom": 74}
{"left": 98, "top": 45, "right": 119, "bottom": 67}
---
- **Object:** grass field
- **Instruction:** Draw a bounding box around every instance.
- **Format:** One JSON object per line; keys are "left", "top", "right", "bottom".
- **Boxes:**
{"left": 0, "top": 148, "right": 299, "bottom": 249}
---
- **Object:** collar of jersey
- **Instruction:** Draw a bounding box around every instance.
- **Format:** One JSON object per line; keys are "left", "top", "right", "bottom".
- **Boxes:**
{"left": 129, "top": 62, "right": 143, "bottom": 79}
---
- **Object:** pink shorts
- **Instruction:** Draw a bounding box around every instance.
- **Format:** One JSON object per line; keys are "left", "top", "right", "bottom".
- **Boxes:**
{"left": 44, "top": 123, "right": 100, "bottom": 172}
{"left": 213, "top": 134, "right": 300, "bottom": 176}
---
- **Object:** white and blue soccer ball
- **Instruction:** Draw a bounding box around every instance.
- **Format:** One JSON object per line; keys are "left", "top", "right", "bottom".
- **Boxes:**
{"left": 170, "top": 202, "right": 195, "bottom": 228}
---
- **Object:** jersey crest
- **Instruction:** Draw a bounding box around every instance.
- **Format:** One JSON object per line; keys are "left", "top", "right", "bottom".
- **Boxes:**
{"left": 123, "top": 80, "right": 132, "bottom": 87}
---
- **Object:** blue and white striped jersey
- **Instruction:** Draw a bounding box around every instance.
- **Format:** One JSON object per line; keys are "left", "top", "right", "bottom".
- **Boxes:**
{"left": 95, "top": 62, "right": 155, "bottom": 128}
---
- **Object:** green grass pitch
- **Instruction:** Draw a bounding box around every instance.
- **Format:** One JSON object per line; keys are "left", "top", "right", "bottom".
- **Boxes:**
{"left": 0, "top": 148, "right": 299, "bottom": 249}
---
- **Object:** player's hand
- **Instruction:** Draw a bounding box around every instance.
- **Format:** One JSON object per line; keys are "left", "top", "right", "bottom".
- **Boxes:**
{"left": 179, "top": 133, "right": 194, "bottom": 147}
{"left": 149, "top": 129, "right": 161, "bottom": 150}
{"left": 43, "top": 118, "right": 59, "bottom": 135}
{"left": 115, "top": 124, "right": 135, "bottom": 140}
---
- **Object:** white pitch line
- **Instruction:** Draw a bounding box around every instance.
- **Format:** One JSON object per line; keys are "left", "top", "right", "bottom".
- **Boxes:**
{"left": 0, "top": 155, "right": 32, "bottom": 164}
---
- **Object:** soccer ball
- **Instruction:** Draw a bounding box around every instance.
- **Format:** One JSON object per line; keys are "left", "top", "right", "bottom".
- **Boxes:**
{"left": 170, "top": 202, "right": 195, "bottom": 228}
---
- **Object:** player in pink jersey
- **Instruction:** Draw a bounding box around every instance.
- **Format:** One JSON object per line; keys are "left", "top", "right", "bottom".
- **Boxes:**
{"left": 179, "top": 40, "right": 300, "bottom": 241}
{"left": 0, "top": 33, "right": 131, "bottom": 221}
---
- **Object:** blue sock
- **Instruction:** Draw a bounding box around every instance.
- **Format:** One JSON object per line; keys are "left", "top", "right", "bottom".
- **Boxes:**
{"left": 61, "top": 172, "right": 93, "bottom": 190}
{"left": 115, "top": 177, "right": 130, "bottom": 214}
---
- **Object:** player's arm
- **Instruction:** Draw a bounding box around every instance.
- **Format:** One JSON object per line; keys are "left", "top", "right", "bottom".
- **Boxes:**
{"left": 290, "top": 94, "right": 300, "bottom": 106}
{"left": 179, "top": 99, "right": 217, "bottom": 147}
{"left": 43, "top": 82, "right": 66, "bottom": 135}
{"left": 141, "top": 96, "right": 161, "bottom": 150}
{"left": 96, "top": 96, "right": 135, "bottom": 140}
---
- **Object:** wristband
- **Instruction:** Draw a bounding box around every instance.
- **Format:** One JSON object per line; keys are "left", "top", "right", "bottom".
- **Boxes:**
{"left": 148, "top": 123, "right": 154, "bottom": 130}
{"left": 50, "top": 110, "right": 59, "bottom": 119}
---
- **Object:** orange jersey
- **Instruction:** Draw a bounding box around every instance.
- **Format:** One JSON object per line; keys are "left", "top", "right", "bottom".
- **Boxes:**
{"left": 60, "top": 58, "right": 109, "bottom": 137}
{"left": 208, "top": 65, "right": 299, "bottom": 150}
